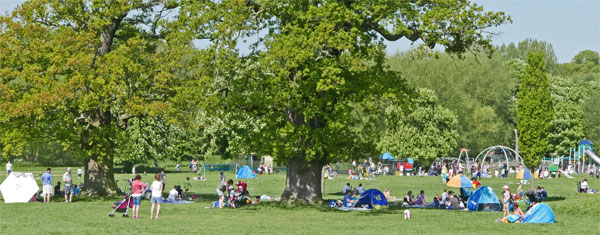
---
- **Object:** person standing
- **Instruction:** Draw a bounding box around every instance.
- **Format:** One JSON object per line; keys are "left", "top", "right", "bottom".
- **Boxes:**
{"left": 159, "top": 168, "right": 167, "bottom": 193}
{"left": 77, "top": 167, "right": 82, "bottom": 181}
{"left": 219, "top": 171, "right": 225, "bottom": 183}
{"left": 131, "top": 175, "right": 145, "bottom": 219}
{"left": 63, "top": 168, "right": 74, "bottom": 203}
{"left": 150, "top": 174, "right": 163, "bottom": 220}
{"left": 502, "top": 185, "right": 511, "bottom": 217}
{"left": 41, "top": 168, "right": 53, "bottom": 203}
{"left": 216, "top": 180, "right": 227, "bottom": 208}
{"left": 6, "top": 161, "right": 12, "bottom": 176}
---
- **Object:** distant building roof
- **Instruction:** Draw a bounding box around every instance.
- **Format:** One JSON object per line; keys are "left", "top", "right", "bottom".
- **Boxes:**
{"left": 578, "top": 139, "right": 593, "bottom": 145}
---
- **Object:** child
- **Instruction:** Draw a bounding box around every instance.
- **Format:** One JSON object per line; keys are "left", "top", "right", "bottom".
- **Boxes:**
{"left": 168, "top": 186, "right": 179, "bottom": 201}
{"left": 183, "top": 177, "right": 192, "bottom": 197}
{"left": 253, "top": 196, "right": 260, "bottom": 204}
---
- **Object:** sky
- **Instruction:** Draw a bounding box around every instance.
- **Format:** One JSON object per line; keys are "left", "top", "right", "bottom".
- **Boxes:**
{"left": 1, "top": 0, "right": 599, "bottom": 63}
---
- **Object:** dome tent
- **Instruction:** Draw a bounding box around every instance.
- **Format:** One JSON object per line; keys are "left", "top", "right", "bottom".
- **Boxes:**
{"left": 357, "top": 189, "right": 388, "bottom": 210}
{"left": 522, "top": 203, "right": 555, "bottom": 223}
{"left": 236, "top": 166, "right": 257, "bottom": 179}
{"left": 467, "top": 186, "right": 501, "bottom": 211}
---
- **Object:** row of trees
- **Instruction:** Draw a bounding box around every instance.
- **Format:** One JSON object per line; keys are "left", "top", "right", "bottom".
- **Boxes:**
{"left": 387, "top": 41, "right": 599, "bottom": 159}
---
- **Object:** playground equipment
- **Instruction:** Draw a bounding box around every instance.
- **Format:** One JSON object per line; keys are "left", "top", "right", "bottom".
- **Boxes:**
{"left": 584, "top": 150, "right": 600, "bottom": 165}
{"left": 458, "top": 148, "right": 472, "bottom": 169}
{"left": 577, "top": 139, "right": 594, "bottom": 173}
{"left": 474, "top": 145, "right": 523, "bottom": 172}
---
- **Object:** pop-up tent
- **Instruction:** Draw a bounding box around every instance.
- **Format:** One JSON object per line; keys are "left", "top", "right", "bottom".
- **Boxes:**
{"left": 446, "top": 174, "right": 473, "bottom": 188}
{"left": 522, "top": 203, "right": 555, "bottom": 223}
{"left": 467, "top": 186, "right": 501, "bottom": 211}
{"left": 516, "top": 168, "right": 534, "bottom": 179}
{"left": 236, "top": 166, "right": 256, "bottom": 179}
{"left": 357, "top": 189, "right": 388, "bottom": 210}
{"left": 0, "top": 172, "right": 39, "bottom": 203}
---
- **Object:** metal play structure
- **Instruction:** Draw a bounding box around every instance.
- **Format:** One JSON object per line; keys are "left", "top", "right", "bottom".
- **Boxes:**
{"left": 474, "top": 145, "right": 524, "bottom": 171}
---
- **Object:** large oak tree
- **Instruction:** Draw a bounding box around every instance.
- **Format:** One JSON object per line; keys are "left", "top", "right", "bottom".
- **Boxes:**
{"left": 0, "top": 0, "right": 189, "bottom": 195}
{"left": 173, "top": 0, "right": 510, "bottom": 203}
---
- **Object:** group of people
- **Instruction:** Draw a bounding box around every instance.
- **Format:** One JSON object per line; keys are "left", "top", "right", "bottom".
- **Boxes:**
{"left": 39, "top": 167, "right": 82, "bottom": 203}
{"left": 215, "top": 178, "right": 258, "bottom": 209}
{"left": 341, "top": 183, "right": 366, "bottom": 207}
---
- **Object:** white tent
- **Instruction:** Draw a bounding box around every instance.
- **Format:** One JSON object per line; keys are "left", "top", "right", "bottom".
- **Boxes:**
{"left": 0, "top": 172, "right": 39, "bottom": 203}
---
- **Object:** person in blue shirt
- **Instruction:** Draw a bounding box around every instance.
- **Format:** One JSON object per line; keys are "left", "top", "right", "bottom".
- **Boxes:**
{"left": 343, "top": 191, "right": 355, "bottom": 208}
{"left": 41, "top": 168, "right": 53, "bottom": 203}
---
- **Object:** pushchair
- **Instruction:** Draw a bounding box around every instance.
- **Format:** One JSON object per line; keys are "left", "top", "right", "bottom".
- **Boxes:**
{"left": 109, "top": 194, "right": 134, "bottom": 217}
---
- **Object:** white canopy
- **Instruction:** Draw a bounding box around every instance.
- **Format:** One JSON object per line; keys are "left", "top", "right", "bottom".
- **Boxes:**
{"left": 0, "top": 172, "right": 39, "bottom": 203}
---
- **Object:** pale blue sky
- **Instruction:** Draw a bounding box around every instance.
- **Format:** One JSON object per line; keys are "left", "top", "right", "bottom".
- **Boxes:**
{"left": 2, "top": 0, "right": 598, "bottom": 63}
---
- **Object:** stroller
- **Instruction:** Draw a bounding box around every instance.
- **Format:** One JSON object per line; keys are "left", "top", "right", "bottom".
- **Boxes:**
{"left": 109, "top": 194, "right": 134, "bottom": 217}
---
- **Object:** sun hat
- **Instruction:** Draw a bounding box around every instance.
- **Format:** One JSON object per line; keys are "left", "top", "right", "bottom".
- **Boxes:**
{"left": 502, "top": 185, "right": 509, "bottom": 190}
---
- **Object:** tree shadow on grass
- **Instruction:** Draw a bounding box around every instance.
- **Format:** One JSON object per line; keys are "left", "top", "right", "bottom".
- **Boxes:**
{"left": 541, "top": 196, "right": 565, "bottom": 202}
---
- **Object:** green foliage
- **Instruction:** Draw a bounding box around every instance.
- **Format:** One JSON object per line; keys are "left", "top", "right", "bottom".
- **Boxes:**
{"left": 172, "top": 0, "right": 509, "bottom": 167}
{"left": 378, "top": 88, "right": 458, "bottom": 164}
{"left": 517, "top": 52, "right": 554, "bottom": 169}
{"left": 498, "top": 38, "right": 558, "bottom": 72}
{"left": 114, "top": 117, "right": 204, "bottom": 164}
{"left": 387, "top": 52, "right": 517, "bottom": 153}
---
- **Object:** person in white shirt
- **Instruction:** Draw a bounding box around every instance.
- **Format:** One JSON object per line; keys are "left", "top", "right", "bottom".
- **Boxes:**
{"left": 168, "top": 186, "right": 179, "bottom": 201}
{"left": 6, "top": 161, "right": 12, "bottom": 176}
{"left": 357, "top": 184, "right": 365, "bottom": 194}
{"left": 63, "top": 168, "right": 73, "bottom": 202}
{"left": 150, "top": 174, "right": 163, "bottom": 219}
{"left": 342, "top": 183, "right": 351, "bottom": 194}
{"left": 580, "top": 179, "right": 589, "bottom": 193}
{"left": 77, "top": 168, "right": 82, "bottom": 180}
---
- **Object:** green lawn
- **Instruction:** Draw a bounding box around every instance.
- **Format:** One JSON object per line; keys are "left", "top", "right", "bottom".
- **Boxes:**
{"left": 1, "top": 166, "right": 599, "bottom": 234}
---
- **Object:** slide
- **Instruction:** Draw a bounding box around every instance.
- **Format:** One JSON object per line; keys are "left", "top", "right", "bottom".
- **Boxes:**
{"left": 559, "top": 170, "right": 574, "bottom": 179}
{"left": 584, "top": 150, "right": 600, "bottom": 165}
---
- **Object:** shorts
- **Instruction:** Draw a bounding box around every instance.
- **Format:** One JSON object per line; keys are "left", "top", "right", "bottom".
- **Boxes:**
{"left": 78, "top": 174, "right": 81, "bottom": 177}
{"left": 64, "top": 185, "right": 73, "bottom": 194}
{"left": 132, "top": 196, "right": 142, "bottom": 206}
{"left": 151, "top": 196, "right": 162, "bottom": 204}
{"left": 7, "top": 170, "right": 11, "bottom": 175}
{"left": 43, "top": 185, "right": 53, "bottom": 195}
{"left": 217, "top": 189, "right": 224, "bottom": 196}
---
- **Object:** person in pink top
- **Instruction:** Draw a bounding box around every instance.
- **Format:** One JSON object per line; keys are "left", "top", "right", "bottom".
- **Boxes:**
{"left": 131, "top": 175, "right": 145, "bottom": 219}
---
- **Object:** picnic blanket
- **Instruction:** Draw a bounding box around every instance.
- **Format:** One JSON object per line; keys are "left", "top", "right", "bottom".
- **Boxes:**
{"left": 162, "top": 200, "right": 194, "bottom": 204}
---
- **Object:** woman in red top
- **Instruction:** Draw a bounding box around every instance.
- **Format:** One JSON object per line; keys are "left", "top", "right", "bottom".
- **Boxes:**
{"left": 131, "top": 175, "right": 145, "bottom": 219}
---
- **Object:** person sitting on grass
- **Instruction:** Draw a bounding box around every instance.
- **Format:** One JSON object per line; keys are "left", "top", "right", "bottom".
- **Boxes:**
{"left": 445, "top": 191, "right": 460, "bottom": 210}
{"left": 414, "top": 190, "right": 426, "bottom": 206}
{"left": 54, "top": 181, "right": 63, "bottom": 196}
{"left": 580, "top": 179, "right": 589, "bottom": 193}
{"left": 403, "top": 191, "right": 414, "bottom": 206}
{"left": 343, "top": 191, "right": 356, "bottom": 208}
{"left": 168, "top": 185, "right": 179, "bottom": 201}
{"left": 497, "top": 202, "right": 524, "bottom": 223}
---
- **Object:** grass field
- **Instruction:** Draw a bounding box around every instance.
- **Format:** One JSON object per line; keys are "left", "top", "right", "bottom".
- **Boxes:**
{"left": 1, "top": 165, "right": 599, "bottom": 234}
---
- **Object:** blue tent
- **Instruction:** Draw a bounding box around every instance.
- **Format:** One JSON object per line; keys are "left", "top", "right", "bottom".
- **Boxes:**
{"left": 357, "top": 189, "right": 388, "bottom": 209}
{"left": 236, "top": 166, "right": 256, "bottom": 179}
{"left": 522, "top": 203, "right": 555, "bottom": 223}
{"left": 467, "top": 186, "right": 502, "bottom": 211}
{"left": 407, "top": 158, "right": 414, "bottom": 164}
{"left": 381, "top": 153, "right": 394, "bottom": 160}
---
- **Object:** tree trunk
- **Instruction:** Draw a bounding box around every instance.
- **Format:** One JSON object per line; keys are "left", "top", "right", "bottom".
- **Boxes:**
{"left": 83, "top": 154, "right": 116, "bottom": 196}
{"left": 281, "top": 158, "right": 324, "bottom": 204}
